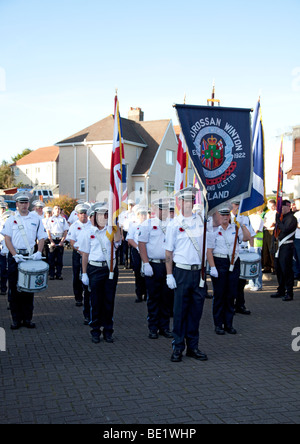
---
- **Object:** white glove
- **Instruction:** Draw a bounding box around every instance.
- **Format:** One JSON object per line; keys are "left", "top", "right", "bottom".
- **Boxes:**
{"left": 143, "top": 263, "right": 154, "bottom": 277}
{"left": 31, "top": 251, "right": 42, "bottom": 261}
{"left": 166, "top": 274, "right": 177, "bottom": 290}
{"left": 13, "top": 254, "right": 25, "bottom": 264}
{"left": 210, "top": 266, "right": 219, "bottom": 278}
{"left": 81, "top": 273, "right": 89, "bottom": 286}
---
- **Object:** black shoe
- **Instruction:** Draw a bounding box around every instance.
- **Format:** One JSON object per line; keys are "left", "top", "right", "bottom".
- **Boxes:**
{"left": 83, "top": 317, "right": 90, "bottom": 325}
{"left": 148, "top": 330, "right": 159, "bottom": 339}
{"left": 224, "top": 326, "right": 237, "bottom": 335}
{"left": 282, "top": 295, "right": 293, "bottom": 302}
{"left": 159, "top": 329, "right": 173, "bottom": 338}
{"left": 270, "top": 293, "right": 284, "bottom": 298}
{"left": 49, "top": 276, "right": 55, "bottom": 280}
{"left": 186, "top": 349, "right": 208, "bottom": 361}
{"left": 103, "top": 333, "right": 114, "bottom": 343}
{"left": 56, "top": 276, "right": 63, "bottom": 280}
{"left": 10, "top": 321, "right": 21, "bottom": 330}
{"left": 215, "top": 326, "right": 225, "bottom": 335}
{"left": 0, "top": 291, "right": 7, "bottom": 295}
{"left": 135, "top": 297, "right": 143, "bottom": 303}
{"left": 235, "top": 305, "right": 251, "bottom": 315}
{"left": 75, "top": 301, "right": 83, "bottom": 307}
{"left": 91, "top": 335, "right": 100, "bottom": 344}
{"left": 23, "top": 321, "right": 36, "bottom": 329}
{"left": 171, "top": 350, "right": 183, "bottom": 362}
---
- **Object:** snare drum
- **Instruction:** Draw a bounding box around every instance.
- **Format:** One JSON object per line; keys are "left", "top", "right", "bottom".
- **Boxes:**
{"left": 239, "top": 252, "right": 260, "bottom": 279}
{"left": 18, "top": 260, "right": 49, "bottom": 293}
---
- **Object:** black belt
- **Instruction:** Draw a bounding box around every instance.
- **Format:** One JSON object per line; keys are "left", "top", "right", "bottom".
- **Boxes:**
{"left": 16, "top": 249, "right": 29, "bottom": 256}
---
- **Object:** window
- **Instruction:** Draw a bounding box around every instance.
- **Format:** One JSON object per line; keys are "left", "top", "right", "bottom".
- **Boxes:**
{"left": 80, "top": 179, "right": 86, "bottom": 194}
{"left": 166, "top": 150, "right": 175, "bottom": 165}
{"left": 165, "top": 181, "right": 174, "bottom": 194}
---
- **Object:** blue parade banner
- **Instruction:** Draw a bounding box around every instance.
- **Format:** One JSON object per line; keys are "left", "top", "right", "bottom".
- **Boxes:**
{"left": 175, "top": 104, "right": 252, "bottom": 216}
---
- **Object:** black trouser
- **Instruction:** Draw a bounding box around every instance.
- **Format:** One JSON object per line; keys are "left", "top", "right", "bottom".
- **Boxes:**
{"left": 48, "top": 239, "right": 64, "bottom": 278}
{"left": 276, "top": 243, "right": 294, "bottom": 297}
{"left": 172, "top": 267, "right": 206, "bottom": 352}
{"left": 72, "top": 250, "right": 90, "bottom": 318}
{"left": 145, "top": 262, "right": 173, "bottom": 333}
{"left": 211, "top": 257, "right": 240, "bottom": 329}
{"left": 262, "top": 229, "right": 275, "bottom": 271}
{"left": 0, "top": 253, "right": 8, "bottom": 293}
{"left": 8, "top": 253, "right": 34, "bottom": 324}
{"left": 131, "top": 248, "right": 146, "bottom": 300}
{"left": 87, "top": 264, "right": 118, "bottom": 339}
{"left": 236, "top": 278, "right": 247, "bottom": 309}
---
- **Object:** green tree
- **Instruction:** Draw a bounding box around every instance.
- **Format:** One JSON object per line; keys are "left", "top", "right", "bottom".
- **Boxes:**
{"left": 0, "top": 161, "right": 15, "bottom": 188}
{"left": 11, "top": 148, "right": 32, "bottom": 163}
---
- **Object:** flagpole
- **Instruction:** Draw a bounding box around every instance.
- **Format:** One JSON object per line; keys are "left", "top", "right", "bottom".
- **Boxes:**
{"left": 200, "top": 82, "right": 220, "bottom": 287}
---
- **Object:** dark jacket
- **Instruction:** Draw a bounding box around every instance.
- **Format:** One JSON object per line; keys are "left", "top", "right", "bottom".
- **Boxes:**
{"left": 276, "top": 211, "right": 298, "bottom": 241}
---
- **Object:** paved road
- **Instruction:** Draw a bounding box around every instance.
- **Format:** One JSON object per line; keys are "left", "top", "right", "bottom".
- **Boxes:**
{"left": 1, "top": 250, "right": 300, "bottom": 424}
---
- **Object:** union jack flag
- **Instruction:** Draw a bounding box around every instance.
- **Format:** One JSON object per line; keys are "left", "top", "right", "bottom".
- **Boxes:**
{"left": 107, "top": 94, "right": 127, "bottom": 241}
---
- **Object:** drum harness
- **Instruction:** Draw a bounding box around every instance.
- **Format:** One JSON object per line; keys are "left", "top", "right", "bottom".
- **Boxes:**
{"left": 14, "top": 215, "right": 35, "bottom": 257}
{"left": 214, "top": 227, "right": 239, "bottom": 272}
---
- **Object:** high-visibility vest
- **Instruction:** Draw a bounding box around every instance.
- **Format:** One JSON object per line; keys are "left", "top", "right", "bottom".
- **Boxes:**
{"left": 254, "top": 231, "right": 263, "bottom": 248}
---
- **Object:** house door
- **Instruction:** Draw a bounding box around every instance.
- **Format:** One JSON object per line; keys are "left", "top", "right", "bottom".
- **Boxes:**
{"left": 135, "top": 181, "right": 145, "bottom": 204}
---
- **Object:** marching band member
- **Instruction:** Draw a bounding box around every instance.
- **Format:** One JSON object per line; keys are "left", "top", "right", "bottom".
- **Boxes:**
{"left": 207, "top": 206, "right": 251, "bottom": 336}
{"left": 80, "top": 203, "right": 121, "bottom": 344}
{"left": 46, "top": 205, "right": 69, "bottom": 280}
{"left": 2, "top": 191, "right": 47, "bottom": 330}
{"left": 231, "top": 201, "right": 256, "bottom": 315}
{"left": 165, "top": 187, "right": 207, "bottom": 362}
{"left": 0, "top": 210, "right": 14, "bottom": 297}
{"left": 66, "top": 203, "right": 92, "bottom": 323}
{"left": 31, "top": 200, "right": 45, "bottom": 219}
{"left": 127, "top": 205, "right": 147, "bottom": 303}
{"left": 139, "top": 199, "right": 173, "bottom": 339}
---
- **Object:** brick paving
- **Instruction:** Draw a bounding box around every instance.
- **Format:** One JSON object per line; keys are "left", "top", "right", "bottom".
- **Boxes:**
{"left": 1, "top": 249, "right": 300, "bottom": 424}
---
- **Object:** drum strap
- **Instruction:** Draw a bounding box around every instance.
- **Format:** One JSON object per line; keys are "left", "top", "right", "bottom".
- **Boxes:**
{"left": 275, "top": 231, "right": 296, "bottom": 258}
{"left": 14, "top": 215, "right": 34, "bottom": 256}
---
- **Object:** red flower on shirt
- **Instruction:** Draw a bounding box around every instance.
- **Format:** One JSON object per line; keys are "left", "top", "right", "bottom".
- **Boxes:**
{"left": 14, "top": 220, "right": 18, "bottom": 224}
{"left": 153, "top": 226, "right": 158, "bottom": 230}
{"left": 51, "top": 220, "right": 54, "bottom": 223}
{"left": 218, "top": 232, "right": 222, "bottom": 236}
{"left": 77, "top": 227, "right": 81, "bottom": 230}
{"left": 90, "top": 235, "right": 95, "bottom": 239}
{"left": 179, "top": 227, "right": 185, "bottom": 232}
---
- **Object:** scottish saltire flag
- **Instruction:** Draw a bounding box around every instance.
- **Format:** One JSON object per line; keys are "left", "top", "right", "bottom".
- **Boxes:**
{"left": 174, "top": 131, "right": 189, "bottom": 213}
{"left": 240, "top": 100, "right": 266, "bottom": 215}
{"left": 107, "top": 94, "right": 127, "bottom": 242}
{"left": 175, "top": 104, "right": 252, "bottom": 216}
{"left": 276, "top": 136, "right": 284, "bottom": 216}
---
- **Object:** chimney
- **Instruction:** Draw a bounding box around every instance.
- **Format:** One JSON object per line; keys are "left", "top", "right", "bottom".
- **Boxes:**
{"left": 128, "top": 107, "right": 144, "bottom": 122}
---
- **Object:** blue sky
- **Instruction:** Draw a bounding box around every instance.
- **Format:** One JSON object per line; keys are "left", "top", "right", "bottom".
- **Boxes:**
{"left": 0, "top": 0, "right": 299, "bottom": 192}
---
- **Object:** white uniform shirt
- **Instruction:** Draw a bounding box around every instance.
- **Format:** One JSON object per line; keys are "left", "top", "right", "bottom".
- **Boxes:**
{"left": 294, "top": 211, "right": 300, "bottom": 239}
{"left": 66, "top": 219, "right": 92, "bottom": 249}
{"left": 207, "top": 224, "right": 243, "bottom": 256}
{"left": 231, "top": 213, "right": 255, "bottom": 249}
{"left": 264, "top": 210, "right": 276, "bottom": 230}
{"left": 165, "top": 214, "right": 204, "bottom": 265}
{"left": 127, "top": 222, "right": 142, "bottom": 246}
{"left": 119, "top": 210, "right": 136, "bottom": 232}
{"left": 45, "top": 215, "right": 69, "bottom": 237}
{"left": 138, "top": 217, "right": 169, "bottom": 260}
{"left": 79, "top": 225, "right": 120, "bottom": 262}
{"left": 68, "top": 210, "right": 78, "bottom": 225}
{"left": 1, "top": 211, "right": 47, "bottom": 250}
